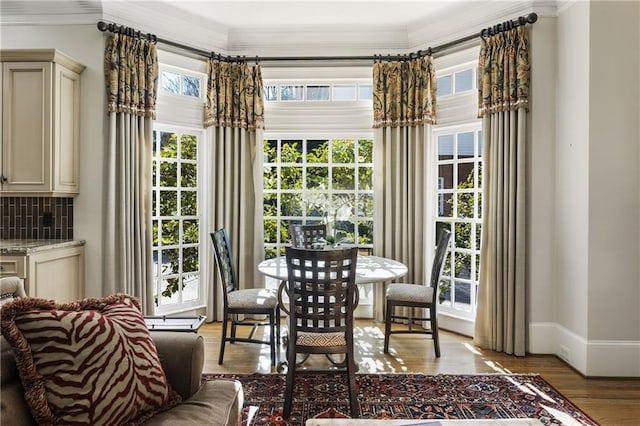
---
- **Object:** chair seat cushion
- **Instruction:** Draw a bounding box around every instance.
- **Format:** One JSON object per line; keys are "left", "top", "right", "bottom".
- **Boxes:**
{"left": 386, "top": 283, "right": 434, "bottom": 304}
{"left": 228, "top": 288, "right": 278, "bottom": 310}
{"left": 296, "top": 331, "right": 346, "bottom": 347}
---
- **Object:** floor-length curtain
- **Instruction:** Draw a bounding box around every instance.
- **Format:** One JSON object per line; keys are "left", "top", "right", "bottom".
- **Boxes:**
{"left": 474, "top": 26, "right": 530, "bottom": 356}
{"left": 204, "top": 60, "right": 265, "bottom": 322}
{"left": 102, "top": 34, "right": 158, "bottom": 314}
{"left": 372, "top": 56, "right": 437, "bottom": 321}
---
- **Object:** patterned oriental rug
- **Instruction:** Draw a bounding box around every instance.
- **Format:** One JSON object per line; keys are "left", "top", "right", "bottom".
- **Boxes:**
{"left": 202, "top": 373, "right": 599, "bottom": 426}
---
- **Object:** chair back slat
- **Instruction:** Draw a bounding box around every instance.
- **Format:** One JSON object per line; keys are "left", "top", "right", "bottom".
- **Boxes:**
{"left": 430, "top": 229, "right": 452, "bottom": 289}
{"left": 289, "top": 224, "right": 327, "bottom": 248}
{"left": 285, "top": 247, "right": 357, "bottom": 335}
{"left": 211, "top": 229, "right": 238, "bottom": 300}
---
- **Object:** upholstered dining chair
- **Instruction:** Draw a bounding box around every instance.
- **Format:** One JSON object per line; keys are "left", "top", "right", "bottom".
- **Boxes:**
{"left": 384, "top": 228, "right": 452, "bottom": 358}
{"left": 210, "top": 228, "right": 280, "bottom": 366}
{"left": 0, "top": 276, "right": 27, "bottom": 306}
{"left": 289, "top": 223, "right": 326, "bottom": 248}
{"left": 283, "top": 246, "right": 360, "bottom": 419}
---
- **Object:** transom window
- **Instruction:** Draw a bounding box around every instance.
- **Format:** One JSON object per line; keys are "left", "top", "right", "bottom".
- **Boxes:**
{"left": 265, "top": 83, "right": 372, "bottom": 102}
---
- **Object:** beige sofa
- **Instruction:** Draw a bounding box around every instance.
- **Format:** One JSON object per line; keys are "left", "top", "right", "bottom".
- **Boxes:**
{"left": 1, "top": 332, "right": 243, "bottom": 426}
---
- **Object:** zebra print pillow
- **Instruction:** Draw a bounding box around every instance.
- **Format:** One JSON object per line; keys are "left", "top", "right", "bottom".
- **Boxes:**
{"left": 0, "top": 294, "right": 181, "bottom": 425}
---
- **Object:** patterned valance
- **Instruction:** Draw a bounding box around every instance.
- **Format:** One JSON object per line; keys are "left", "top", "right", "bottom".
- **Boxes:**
{"left": 204, "top": 60, "right": 265, "bottom": 130}
{"left": 478, "top": 26, "right": 530, "bottom": 117}
{"left": 104, "top": 34, "right": 158, "bottom": 118}
{"left": 373, "top": 56, "right": 437, "bottom": 128}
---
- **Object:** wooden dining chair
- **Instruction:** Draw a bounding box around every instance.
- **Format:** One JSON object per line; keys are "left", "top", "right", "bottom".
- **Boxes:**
{"left": 283, "top": 246, "right": 360, "bottom": 419}
{"left": 384, "top": 228, "right": 452, "bottom": 358}
{"left": 210, "top": 228, "right": 280, "bottom": 366}
{"left": 289, "top": 223, "right": 326, "bottom": 248}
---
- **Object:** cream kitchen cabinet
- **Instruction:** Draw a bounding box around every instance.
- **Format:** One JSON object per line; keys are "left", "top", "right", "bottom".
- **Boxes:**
{"left": 0, "top": 240, "right": 85, "bottom": 302}
{"left": 0, "top": 49, "right": 85, "bottom": 196}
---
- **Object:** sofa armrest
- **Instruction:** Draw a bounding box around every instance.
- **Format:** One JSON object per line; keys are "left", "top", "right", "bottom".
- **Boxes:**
{"left": 150, "top": 332, "right": 204, "bottom": 401}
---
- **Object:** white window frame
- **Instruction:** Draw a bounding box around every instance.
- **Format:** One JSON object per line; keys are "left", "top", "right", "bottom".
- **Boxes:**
{"left": 152, "top": 50, "right": 207, "bottom": 316}
{"left": 433, "top": 47, "right": 481, "bottom": 337}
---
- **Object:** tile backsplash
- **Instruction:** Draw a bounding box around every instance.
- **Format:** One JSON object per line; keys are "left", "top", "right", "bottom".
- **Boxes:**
{"left": 1, "top": 197, "right": 74, "bottom": 240}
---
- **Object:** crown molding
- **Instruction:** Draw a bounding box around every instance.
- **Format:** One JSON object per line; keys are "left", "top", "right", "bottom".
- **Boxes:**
{"left": 407, "top": 0, "right": 559, "bottom": 52}
{"left": 0, "top": 1, "right": 102, "bottom": 25}
{"left": 101, "top": 1, "right": 229, "bottom": 55}
{"left": 227, "top": 25, "right": 409, "bottom": 57}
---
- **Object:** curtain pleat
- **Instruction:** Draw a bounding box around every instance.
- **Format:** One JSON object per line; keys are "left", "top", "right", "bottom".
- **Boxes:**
{"left": 372, "top": 57, "right": 436, "bottom": 321}
{"left": 103, "top": 34, "right": 157, "bottom": 314}
{"left": 203, "top": 61, "right": 264, "bottom": 321}
{"left": 474, "top": 26, "right": 529, "bottom": 356}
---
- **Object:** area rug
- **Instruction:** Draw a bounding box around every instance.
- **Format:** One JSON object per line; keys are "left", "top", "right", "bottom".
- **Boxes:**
{"left": 203, "top": 373, "right": 599, "bottom": 425}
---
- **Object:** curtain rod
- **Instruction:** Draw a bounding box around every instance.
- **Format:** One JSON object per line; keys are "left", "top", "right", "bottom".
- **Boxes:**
{"left": 96, "top": 12, "right": 537, "bottom": 63}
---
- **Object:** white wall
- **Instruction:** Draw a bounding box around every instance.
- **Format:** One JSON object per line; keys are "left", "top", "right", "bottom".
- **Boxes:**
{"left": 546, "top": 1, "right": 640, "bottom": 376}
{"left": 1, "top": 25, "right": 106, "bottom": 298}
{"left": 527, "top": 16, "right": 558, "bottom": 354}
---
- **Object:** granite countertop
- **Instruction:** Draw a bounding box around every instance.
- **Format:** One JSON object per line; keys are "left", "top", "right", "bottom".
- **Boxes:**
{"left": 0, "top": 239, "right": 86, "bottom": 255}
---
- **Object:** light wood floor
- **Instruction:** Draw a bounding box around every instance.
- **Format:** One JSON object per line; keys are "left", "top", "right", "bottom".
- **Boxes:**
{"left": 199, "top": 320, "right": 640, "bottom": 425}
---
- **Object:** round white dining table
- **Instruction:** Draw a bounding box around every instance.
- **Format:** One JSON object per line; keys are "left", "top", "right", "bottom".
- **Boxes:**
{"left": 257, "top": 254, "right": 408, "bottom": 284}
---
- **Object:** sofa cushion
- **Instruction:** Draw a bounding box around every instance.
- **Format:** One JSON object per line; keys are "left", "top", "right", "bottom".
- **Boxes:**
{"left": 141, "top": 379, "right": 244, "bottom": 426}
{"left": 0, "top": 294, "right": 181, "bottom": 426}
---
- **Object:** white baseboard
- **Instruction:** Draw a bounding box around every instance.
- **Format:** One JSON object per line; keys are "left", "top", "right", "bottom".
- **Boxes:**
{"left": 529, "top": 322, "right": 640, "bottom": 377}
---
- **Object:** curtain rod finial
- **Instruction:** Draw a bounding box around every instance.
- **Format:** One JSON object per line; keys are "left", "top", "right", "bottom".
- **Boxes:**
{"left": 527, "top": 12, "right": 538, "bottom": 24}
{"left": 97, "top": 21, "right": 107, "bottom": 32}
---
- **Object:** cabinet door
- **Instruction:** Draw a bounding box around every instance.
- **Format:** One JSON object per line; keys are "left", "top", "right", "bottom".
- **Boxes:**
{"left": 1, "top": 61, "right": 52, "bottom": 193}
{"left": 28, "top": 246, "right": 84, "bottom": 302}
{"left": 53, "top": 64, "right": 81, "bottom": 194}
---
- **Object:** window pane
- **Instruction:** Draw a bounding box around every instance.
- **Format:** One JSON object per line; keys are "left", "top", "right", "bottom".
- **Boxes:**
{"left": 264, "top": 139, "right": 278, "bottom": 163}
{"left": 439, "top": 279, "right": 451, "bottom": 304}
{"left": 454, "top": 69, "right": 473, "bottom": 93}
{"left": 181, "top": 191, "right": 197, "bottom": 215}
{"left": 457, "top": 132, "right": 474, "bottom": 159}
{"left": 333, "top": 85, "right": 357, "bottom": 100}
{"left": 332, "top": 166, "right": 355, "bottom": 190}
{"left": 160, "top": 191, "right": 177, "bottom": 216}
{"left": 281, "top": 193, "right": 302, "bottom": 216}
{"left": 455, "top": 222, "right": 471, "bottom": 249}
{"left": 306, "top": 140, "right": 329, "bottom": 163}
{"left": 437, "top": 75, "right": 452, "bottom": 97}
{"left": 457, "top": 163, "right": 474, "bottom": 188}
{"left": 454, "top": 253, "right": 471, "bottom": 279}
{"left": 182, "top": 274, "right": 199, "bottom": 301}
{"left": 358, "top": 139, "right": 373, "bottom": 162}
{"left": 183, "top": 75, "right": 200, "bottom": 97}
{"left": 183, "top": 219, "right": 199, "bottom": 243}
{"left": 263, "top": 192, "right": 278, "bottom": 217}
{"left": 281, "top": 85, "right": 304, "bottom": 101}
{"left": 162, "top": 71, "right": 180, "bottom": 94}
{"left": 281, "top": 167, "right": 302, "bottom": 189}
{"left": 160, "top": 161, "right": 177, "bottom": 187}
{"left": 307, "top": 85, "right": 330, "bottom": 101}
{"left": 161, "top": 219, "right": 179, "bottom": 245}
{"left": 306, "top": 166, "right": 328, "bottom": 188}
{"left": 439, "top": 164, "right": 453, "bottom": 190}
{"left": 182, "top": 247, "right": 199, "bottom": 273}
{"left": 440, "top": 193, "right": 453, "bottom": 217}
{"left": 264, "top": 219, "right": 277, "bottom": 243}
{"left": 454, "top": 280, "right": 471, "bottom": 304}
{"left": 358, "top": 84, "right": 373, "bottom": 100}
{"left": 159, "top": 132, "right": 177, "bottom": 158}
{"left": 181, "top": 163, "right": 197, "bottom": 187}
{"left": 265, "top": 85, "right": 278, "bottom": 101}
{"left": 181, "top": 134, "right": 197, "bottom": 160}
{"left": 457, "top": 193, "right": 474, "bottom": 218}
{"left": 358, "top": 194, "right": 374, "bottom": 217}
{"left": 358, "top": 167, "right": 372, "bottom": 190}
{"left": 281, "top": 140, "right": 302, "bottom": 163}
{"left": 438, "top": 134, "right": 454, "bottom": 160}
{"left": 332, "top": 139, "right": 355, "bottom": 163}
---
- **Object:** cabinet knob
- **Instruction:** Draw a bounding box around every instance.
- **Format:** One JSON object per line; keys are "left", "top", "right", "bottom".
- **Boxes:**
{"left": 0, "top": 175, "right": 6, "bottom": 183}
